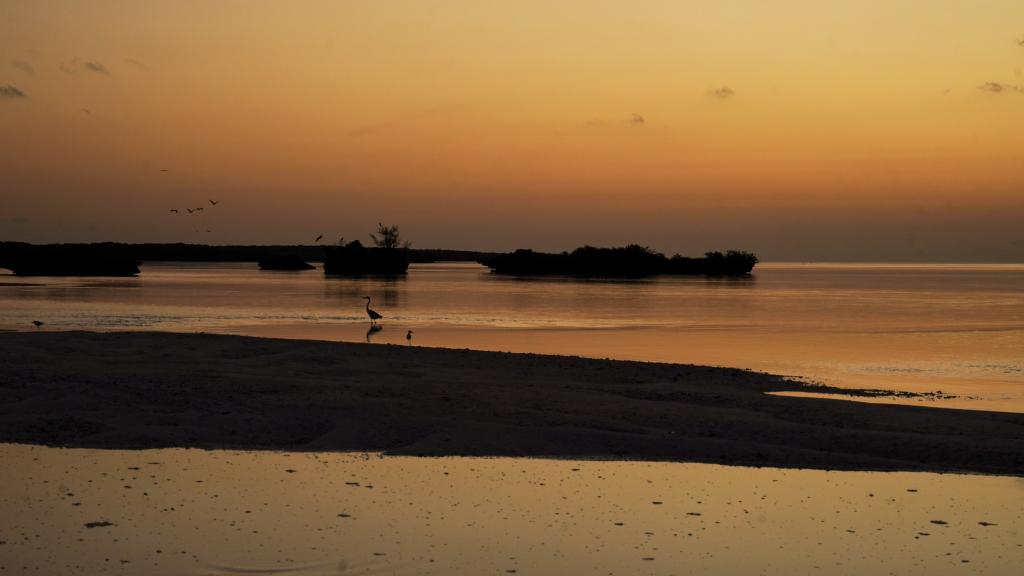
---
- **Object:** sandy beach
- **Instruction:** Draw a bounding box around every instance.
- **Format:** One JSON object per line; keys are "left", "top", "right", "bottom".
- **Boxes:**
{"left": 1, "top": 331, "right": 1021, "bottom": 475}
{"left": 2, "top": 444, "right": 1021, "bottom": 576}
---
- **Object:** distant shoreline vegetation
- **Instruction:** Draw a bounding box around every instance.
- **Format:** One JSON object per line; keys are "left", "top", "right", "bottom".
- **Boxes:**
{"left": 0, "top": 241, "right": 495, "bottom": 276}
{"left": 323, "top": 240, "right": 410, "bottom": 275}
{"left": 323, "top": 223, "right": 411, "bottom": 276}
{"left": 0, "top": 241, "right": 758, "bottom": 277}
{"left": 480, "top": 246, "right": 758, "bottom": 277}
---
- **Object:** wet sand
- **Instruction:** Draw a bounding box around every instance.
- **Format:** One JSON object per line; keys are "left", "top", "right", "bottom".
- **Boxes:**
{"left": 1, "top": 331, "right": 1022, "bottom": 475}
{"left": 0, "top": 444, "right": 1021, "bottom": 575}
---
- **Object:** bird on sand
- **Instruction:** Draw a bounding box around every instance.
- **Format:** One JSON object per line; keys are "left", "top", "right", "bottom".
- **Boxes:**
{"left": 32, "top": 320, "right": 44, "bottom": 329}
{"left": 208, "top": 199, "right": 219, "bottom": 206}
{"left": 314, "top": 234, "right": 323, "bottom": 243}
{"left": 363, "top": 296, "right": 382, "bottom": 324}
{"left": 406, "top": 330, "right": 413, "bottom": 344}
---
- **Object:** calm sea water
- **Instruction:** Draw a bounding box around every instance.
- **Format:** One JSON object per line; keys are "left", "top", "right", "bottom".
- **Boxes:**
{"left": 2, "top": 262, "right": 1022, "bottom": 410}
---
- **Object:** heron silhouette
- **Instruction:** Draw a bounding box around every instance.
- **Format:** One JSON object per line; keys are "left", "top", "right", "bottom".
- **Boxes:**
{"left": 363, "top": 296, "right": 382, "bottom": 324}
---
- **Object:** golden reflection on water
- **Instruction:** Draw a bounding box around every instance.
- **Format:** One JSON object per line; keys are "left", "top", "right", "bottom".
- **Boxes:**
{"left": 2, "top": 262, "right": 1023, "bottom": 412}
{"left": 222, "top": 321, "right": 1024, "bottom": 413}
{"left": 1, "top": 444, "right": 1020, "bottom": 575}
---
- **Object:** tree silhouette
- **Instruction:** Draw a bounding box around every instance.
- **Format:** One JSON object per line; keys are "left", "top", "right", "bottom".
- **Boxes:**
{"left": 369, "top": 223, "right": 411, "bottom": 250}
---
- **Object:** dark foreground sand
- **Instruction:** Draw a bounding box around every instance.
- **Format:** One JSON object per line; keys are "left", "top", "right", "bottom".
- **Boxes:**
{"left": 1, "top": 331, "right": 1022, "bottom": 475}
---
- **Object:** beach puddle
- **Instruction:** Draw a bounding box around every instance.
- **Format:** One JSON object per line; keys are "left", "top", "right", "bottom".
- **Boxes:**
{"left": 0, "top": 444, "right": 1020, "bottom": 575}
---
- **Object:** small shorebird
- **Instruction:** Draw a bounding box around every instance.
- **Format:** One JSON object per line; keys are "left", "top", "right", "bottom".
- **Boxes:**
{"left": 406, "top": 330, "right": 413, "bottom": 344}
{"left": 363, "top": 296, "right": 382, "bottom": 324}
{"left": 32, "top": 320, "right": 44, "bottom": 329}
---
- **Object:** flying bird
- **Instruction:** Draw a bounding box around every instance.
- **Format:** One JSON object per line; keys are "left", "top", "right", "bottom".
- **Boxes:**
{"left": 186, "top": 208, "right": 195, "bottom": 214}
{"left": 315, "top": 234, "right": 323, "bottom": 243}
{"left": 32, "top": 320, "right": 44, "bottom": 328}
{"left": 160, "top": 169, "right": 169, "bottom": 172}
{"left": 363, "top": 296, "right": 382, "bottom": 324}
{"left": 169, "top": 209, "right": 178, "bottom": 213}
{"left": 195, "top": 207, "right": 204, "bottom": 212}
{"left": 208, "top": 199, "right": 218, "bottom": 206}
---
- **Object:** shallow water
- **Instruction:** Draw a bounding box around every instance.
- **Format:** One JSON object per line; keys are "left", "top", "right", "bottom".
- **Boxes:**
{"left": 0, "top": 444, "right": 1020, "bottom": 575}
{"left": 1, "top": 261, "right": 1022, "bottom": 410}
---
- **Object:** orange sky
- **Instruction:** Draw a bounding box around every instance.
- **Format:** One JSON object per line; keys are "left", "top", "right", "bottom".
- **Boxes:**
{"left": 2, "top": 1, "right": 1023, "bottom": 260}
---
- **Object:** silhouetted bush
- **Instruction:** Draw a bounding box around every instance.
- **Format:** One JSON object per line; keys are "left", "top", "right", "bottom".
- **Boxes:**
{"left": 369, "top": 223, "right": 412, "bottom": 250}
{"left": 323, "top": 239, "right": 409, "bottom": 275}
{"left": 480, "top": 246, "right": 757, "bottom": 277}
{"left": 0, "top": 242, "right": 141, "bottom": 276}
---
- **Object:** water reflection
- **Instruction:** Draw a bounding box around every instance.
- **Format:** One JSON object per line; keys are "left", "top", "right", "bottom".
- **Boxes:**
{"left": 323, "top": 275, "right": 405, "bottom": 309}
{"left": 365, "top": 324, "right": 383, "bottom": 342}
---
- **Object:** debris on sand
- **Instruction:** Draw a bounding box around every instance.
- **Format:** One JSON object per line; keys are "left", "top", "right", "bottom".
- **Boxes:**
{"left": 84, "top": 521, "right": 114, "bottom": 528}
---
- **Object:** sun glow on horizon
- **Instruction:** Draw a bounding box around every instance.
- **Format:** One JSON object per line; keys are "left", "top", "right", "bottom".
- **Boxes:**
{"left": 2, "top": 1, "right": 1023, "bottom": 261}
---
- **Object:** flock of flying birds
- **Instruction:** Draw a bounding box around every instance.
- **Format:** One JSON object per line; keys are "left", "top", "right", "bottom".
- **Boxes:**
{"left": 169, "top": 198, "right": 219, "bottom": 215}
{"left": 167, "top": 197, "right": 325, "bottom": 244}
{"left": 167, "top": 198, "right": 220, "bottom": 234}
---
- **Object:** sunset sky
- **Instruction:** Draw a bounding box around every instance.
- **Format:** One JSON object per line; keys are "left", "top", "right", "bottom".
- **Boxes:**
{"left": 2, "top": 1, "right": 1023, "bottom": 261}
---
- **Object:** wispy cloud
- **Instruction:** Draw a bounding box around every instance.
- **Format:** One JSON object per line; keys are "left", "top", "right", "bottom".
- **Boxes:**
{"left": 710, "top": 85, "right": 735, "bottom": 100}
{"left": 11, "top": 60, "right": 34, "bottom": 76}
{"left": 0, "top": 216, "right": 31, "bottom": 227}
{"left": 58, "top": 57, "right": 79, "bottom": 74}
{"left": 83, "top": 61, "right": 110, "bottom": 75}
{"left": 0, "top": 84, "right": 27, "bottom": 99}
{"left": 125, "top": 58, "right": 149, "bottom": 70}
{"left": 978, "top": 82, "right": 1024, "bottom": 93}
{"left": 629, "top": 113, "right": 645, "bottom": 125}
{"left": 348, "top": 107, "right": 448, "bottom": 137}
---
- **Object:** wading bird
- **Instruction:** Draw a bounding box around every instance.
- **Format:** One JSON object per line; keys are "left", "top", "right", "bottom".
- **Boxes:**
{"left": 406, "top": 330, "right": 413, "bottom": 344}
{"left": 363, "top": 296, "right": 382, "bottom": 324}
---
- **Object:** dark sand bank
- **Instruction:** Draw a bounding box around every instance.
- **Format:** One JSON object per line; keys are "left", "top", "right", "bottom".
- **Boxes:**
{"left": 0, "top": 331, "right": 1022, "bottom": 475}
